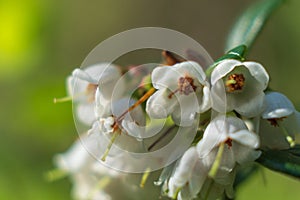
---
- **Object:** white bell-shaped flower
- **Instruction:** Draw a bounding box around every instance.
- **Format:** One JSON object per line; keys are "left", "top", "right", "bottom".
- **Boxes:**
{"left": 97, "top": 97, "right": 146, "bottom": 139}
{"left": 167, "top": 147, "right": 207, "bottom": 200}
{"left": 54, "top": 132, "right": 105, "bottom": 173}
{"left": 259, "top": 91, "right": 300, "bottom": 149}
{"left": 211, "top": 59, "right": 269, "bottom": 117}
{"left": 68, "top": 63, "right": 123, "bottom": 125}
{"left": 164, "top": 142, "right": 237, "bottom": 200}
{"left": 92, "top": 97, "right": 148, "bottom": 165}
{"left": 146, "top": 61, "right": 211, "bottom": 126}
{"left": 197, "top": 115, "right": 260, "bottom": 175}
{"left": 71, "top": 172, "right": 112, "bottom": 200}
{"left": 54, "top": 128, "right": 128, "bottom": 200}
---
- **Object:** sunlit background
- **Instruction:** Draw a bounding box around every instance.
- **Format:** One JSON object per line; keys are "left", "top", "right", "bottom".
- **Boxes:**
{"left": 1, "top": 0, "right": 300, "bottom": 199}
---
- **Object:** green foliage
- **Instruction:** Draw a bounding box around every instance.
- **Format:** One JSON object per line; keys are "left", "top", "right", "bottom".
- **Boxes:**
{"left": 216, "top": 45, "right": 247, "bottom": 62}
{"left": 234, "top": 164, "right": 259, "bottom": 188}
{"left": 205, "top": 45, "right": 247, "bottom": 76}
{"left": 256, "top": 145, "right": 300, "bottom": 179}
{"left": 225, "top": 0, "right": 284, "bottom": 52}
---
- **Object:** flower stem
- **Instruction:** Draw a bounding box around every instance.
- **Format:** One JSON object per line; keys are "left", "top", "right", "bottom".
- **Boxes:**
{"left": 140, "top": 167, "right": 151, "bottom": 188}
{"left": 172, "top": 186, "right": 182, "bottom": 199}
{"left": 53, "top": 91, "right": 86, "bottom": 103}
{"left": 116, "top": 87, "right": 156, "bottom": 123}
{"left": 44, "top": 168, "right": 68, "bottom": 182}
{"left": 101, "top": 130, "right": 120, "bottom": 161}
{"left": 53, "top": 96, "right": 73, "bottom": 103}
{"left": 278, "top": 122, "right": 296, "bottom": 147}
{"left": 208, "top": 142, "right": 225, "bottom": 178}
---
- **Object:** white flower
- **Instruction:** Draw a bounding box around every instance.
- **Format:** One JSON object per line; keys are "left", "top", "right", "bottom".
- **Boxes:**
{"left": 68, "top": 63, "right": 123, "bottom": 125}
{"left": 146, "top": 61, "right": 211, "bottom": 126}
{"left": 164, "top": 142, "right": 237, "bottom": 200}
{"left": 53, "top": 130, "right": 118, "bottom": 199}
{"left": 88, "top": 97, "right": 148, "bottom": 169}
{"left": 99, "top": 116, "right": 115, "bottom": 134}
{"left": 71, "top": 172, "right": 112, "bottom": 200}
{"left": 93, "top": 64, "right": 125, "bottom": 119}
{"left": 197, "top": 115, "right": 260, "bottom": 175}
{"left": 262, "top": 92, "right": 296, "bottom": 119}
{"left": 167, "top": 147, "right": 207, "bottom": 200}
{"left": 54, "top": 130, "right": 125, "bottom": 200}
{"left": 54, "top": 133, "right": 103, "bottom": 173}
{"left": 259, "top": 92, "right": 300, "bottom": 149}
{"left": 211, "top": 59, "right": 269, "bottom": 117}
{"left": 164, "top": 115, "right": 259, "bottom": 200}
{"left": 97, "top": 97, "right": 146, "bottom": 140}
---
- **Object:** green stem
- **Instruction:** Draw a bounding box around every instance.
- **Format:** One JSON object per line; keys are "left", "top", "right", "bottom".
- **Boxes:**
{"left": 172, "top": 186, "right": 182, "bottom": 199}
{"left": 208, "top": 142, "right": 225, "bottom": 178}
{"left": 44, "top": 168, "right": 68, "bottom": 182}
{"left": 101, "top": 131, "right": 119, "bottom": 161}
{"left": 140, "top": 167, "right": 151, "bottom": 188}
{"left": 278, "top": 122, "right": 295, "bottom": 147}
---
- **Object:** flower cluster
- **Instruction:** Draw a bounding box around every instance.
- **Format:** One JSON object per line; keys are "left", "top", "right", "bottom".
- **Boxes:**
{"left": 53, "top": 50, "right": 300, "bottom": 200}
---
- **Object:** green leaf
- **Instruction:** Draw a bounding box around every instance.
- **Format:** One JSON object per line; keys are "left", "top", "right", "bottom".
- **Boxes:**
{"left": 234, "top": 164, "right": 259, "bottom": 188}
{"left": 216, "top": 45, "right": 247, "bottom": 63}
{"left": 205, "top": 45, "right": 247, "bottom": 76}
{"left": 225, "top": 0, "right": 284, "bottom": 52}
{"left": 256, "top": 145, "right": 300, "bottom": 179}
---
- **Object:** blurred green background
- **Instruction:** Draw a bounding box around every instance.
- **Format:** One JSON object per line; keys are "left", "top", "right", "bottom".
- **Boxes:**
{"left": 1, "top": 0, "right": 300, "bottom": 199}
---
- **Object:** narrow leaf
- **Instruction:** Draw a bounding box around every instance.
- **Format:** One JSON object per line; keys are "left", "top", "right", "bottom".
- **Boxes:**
{"left": 256, "top": 145, "right": 300, "bottom": 179}
{"left": 225, "top": 0, "right": 284, "bottom": 52}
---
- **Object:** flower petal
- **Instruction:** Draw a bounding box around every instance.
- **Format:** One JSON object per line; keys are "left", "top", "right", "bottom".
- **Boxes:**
{"left": 243, "top": 61, "right": 269, "bottom": 90}
{"left": 262, "top": 92, "right": 295, "bottom": 119}
{"left": 175, "top": 61, "right": 207, "bottom": 84}
{"left": 151, "top": 65, "right": 180, "bottom": 91}
{"left": 172, "top": 147, "right": 199, "bottom": 185}
{"left": 198, "top": 85, "right": 211, "bottom": 112}
{"left": 72, "top": 68, "right": 95, "bottom": 83}
{"left": 188, "top": 161, "right": 207, "bottom": 198}
{"left": 232, "top": 143, "right": 261, "bottom": 164}
{"left": 121, "top": 120, "right": 145, "bottom": 140}
{"left": 197, "top": 115, "right": 228, "bottom": 159}
{"left": 54, "top": 133, "right": 102, "bottom": 173}
{"left": 211, "top": 59, "right": 242, "bottom": 85}
{"left": 229, "top": 129, "right": 259, "bottom": 148}
{"left": 76, "top": 103, "right": 96, "bottom": 125}
{"left": 216, "top": 147, "right": 235, "bottom": 178}
{"left": 171, "top": 95, "right": 198, "bottom": 127}
{"left": 225, "top": 116, "right": 248, "bottom": 133}
{"left": 211, "top": 80, "right": 229, "bottom": 113}
{"left": 234, "top": 91, "right": 265, "bottom": 117}
{"left": 95, "top": 88, "right": 112, "bottom": 118}
{"left": 146, "top": 89, "right": 177, "bottom": 119}
{"left": 168, "top": 147, "right": 199, "bottom": 197}
{"left": 67, "top": 76, "right": 90, "bottom": 102}
{"left": 259, "top": 119, "right": 291, "bottom": 150}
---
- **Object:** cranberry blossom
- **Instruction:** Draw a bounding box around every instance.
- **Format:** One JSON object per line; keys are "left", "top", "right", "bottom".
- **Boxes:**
{"left": 197, "top": 115, "right": 260, "bottom": 169}
{"left": 211, "top": 59, "right": 269, "bottom": 117}
{"left": 146, "top": 61, "right": 211, "bottom": 126}
{"left": 68, "top": 63, "right": 123, "bottom": 125}
{"left": 260, "top": 92, "right": 300, "bottom": 149}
